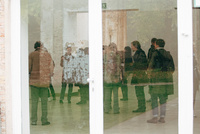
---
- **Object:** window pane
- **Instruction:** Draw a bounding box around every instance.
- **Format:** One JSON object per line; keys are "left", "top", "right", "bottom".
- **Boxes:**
{"left": 24, "top": 0, "right": 90, "bottom": 133}
{"left": 103, "top": 1, "right": 178, "bottom": 133}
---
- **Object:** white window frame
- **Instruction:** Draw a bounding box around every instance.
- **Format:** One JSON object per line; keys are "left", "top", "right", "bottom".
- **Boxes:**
{"left": 10, "top": 0, "right": 193, "bottom": 134}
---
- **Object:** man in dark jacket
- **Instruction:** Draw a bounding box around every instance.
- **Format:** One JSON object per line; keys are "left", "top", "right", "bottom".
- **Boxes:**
{"left": 147, "top": 38, "right": 157, "bottom": 63}
{"left": 147, "top": 39, "right": 175, "bottom": 123}
{"left": 131, "top": 41, "right": 148, "bottom": 112}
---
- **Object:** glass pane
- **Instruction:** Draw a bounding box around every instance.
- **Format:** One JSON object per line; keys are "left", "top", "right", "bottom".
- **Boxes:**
{"left": 193, "top": 5, "right": 200, "bottom": 134}
{"left": 103, "top": 1, "right": 178, "bottom": 133}
{"left": 24, "top": 0, "right": 90, "bottom": 133}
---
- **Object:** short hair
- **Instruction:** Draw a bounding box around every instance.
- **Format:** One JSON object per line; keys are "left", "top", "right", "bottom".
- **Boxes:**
{"left": 156, "top": 39, "right": 165, "bottom": 47}
{"left": 151, "top": 38, "right": 157, "bottom": 43}
{"left": 131, "top": 41, "right": 141, "bottom": 49}
{"left": 34, "top": 41, "right": 41, "bottom": 49}
{"left": 109, "top": 42, "right": 117, "bottom": 51}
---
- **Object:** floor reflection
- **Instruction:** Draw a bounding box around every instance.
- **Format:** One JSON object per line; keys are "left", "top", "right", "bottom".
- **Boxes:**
{"left": 29, "top": 71, "right": 200, "bottom": 134}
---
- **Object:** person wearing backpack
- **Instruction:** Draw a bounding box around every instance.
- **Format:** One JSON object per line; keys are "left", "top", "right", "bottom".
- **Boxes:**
{"left": 147, "top": 39, "right": 175, "bottom": 123}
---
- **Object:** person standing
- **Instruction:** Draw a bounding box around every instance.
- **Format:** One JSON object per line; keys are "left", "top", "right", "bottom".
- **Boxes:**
{"left": 147, "top": 38, "right": 157, "bottom": 63}
{"left": 146, "top": 38, "right": 157, "bottom": 102}
{"left": 131, "top": 41, "right": 148, "bottom": 113}
{"left": 59, "top": 44, "right": 75, "bottom": 104}
{"left": 76, "top": 47, "right": 89, "bottom": 104}
{"left": 120, "top": 46, "right": 132, "bottom": 101}
{"left": 147, "top": 39, "right": 175, "bottom": 123}
{"left": 29, "top": 41, "right": 54, "bottom": 125}
{"left": 104, "top": 43, "right": 121, "bottom": 114}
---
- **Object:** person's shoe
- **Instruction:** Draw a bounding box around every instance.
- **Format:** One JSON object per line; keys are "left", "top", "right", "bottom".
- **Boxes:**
{"left": 31, "top": 122, "right": 37, "bottom": 125}
{"left": 53, "top": 96, "right": 56, "bottom": 100}
{"left": 42, "top": 121, "right": 50, "bottom": 126}
{"left": 48, "top": 97, "right": 52, "bottom": 102}
{"left": 147, "top": 117, "right": 158, "bottom": 123}
{"left": 132, "top": 109, "right": 145, "bottom": 113}
{"left": 158, "top": 117, "right": 165, "bottom": 123}
{"left": 120, "top": 98, "right": 128, "bottom": 101}
{"left": 76, "top": 101, "right": 86, "bottom": 105}
{"left": 59, "top": 100, "right": 63, "bottom": 104}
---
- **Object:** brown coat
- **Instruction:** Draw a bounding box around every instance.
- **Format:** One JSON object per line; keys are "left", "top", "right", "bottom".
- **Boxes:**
{"left": 29, "top": 49, "right": 54, "bottom": 87}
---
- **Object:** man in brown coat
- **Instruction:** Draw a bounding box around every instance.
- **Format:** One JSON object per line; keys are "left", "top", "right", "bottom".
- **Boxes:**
{"left": 29, "top": 41, "right": 54, "bottom": 125}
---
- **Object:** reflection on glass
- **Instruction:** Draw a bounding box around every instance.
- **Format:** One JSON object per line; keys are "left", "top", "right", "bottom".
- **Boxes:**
{"left": 26, "top": 0, "right": 89, "bottom": 133}
{"left": 103, "top": 1, "right": 178, "bottom": 133}
{"left": 193, "top": 7, "right": 200, "bottom": 134}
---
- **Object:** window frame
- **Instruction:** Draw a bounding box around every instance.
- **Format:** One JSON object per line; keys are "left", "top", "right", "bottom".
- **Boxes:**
{"left": 10, "top": 0, "right": 194, "bottom": 133}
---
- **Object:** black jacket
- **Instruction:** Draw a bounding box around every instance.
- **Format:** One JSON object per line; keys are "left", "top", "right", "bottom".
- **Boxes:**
{"left": 132, "top": 49, "right": 148, "bottom": 70}
{"left": 131, "top": 49, "right": 148, "bottom": 84}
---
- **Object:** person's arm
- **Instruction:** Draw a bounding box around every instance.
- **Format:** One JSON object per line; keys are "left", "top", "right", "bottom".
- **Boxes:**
{"left": 49, "top": 54, "right": 54, "bottom": 76}
{"left": 60, "top": 56, "right": 64, "bottom": 67}
{"left": 29, "top": 53, "right": 33, "bottom": 74}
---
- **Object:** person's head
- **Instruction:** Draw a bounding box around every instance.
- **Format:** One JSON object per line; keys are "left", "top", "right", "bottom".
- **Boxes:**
{"left": 84, "top": 47, "right": 89, "bottom": 55}
{"left": 125, "top": 46, "right": 131, "bottom": 53}
{"left": 34, "top": 41, "right": 42, "bottom": 50}
{"left": 66, "top": 45, "right": 72, "bottom": 54}
{"left": 151, "top": 38, "right": 157, "bottom": 46}
{"left": 124, "top": 46, "right": 132, "bottom": 58}
{"left": 131, "top": 41, "right": 141, "bottom": 51}
{"left": 155, "top": 39, "right": 165, "bottom": 48}
{"left": 109, "top": 42, "right": 117, "bottom": 52}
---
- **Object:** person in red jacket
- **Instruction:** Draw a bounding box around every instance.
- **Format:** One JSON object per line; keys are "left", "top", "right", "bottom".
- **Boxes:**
{"left": 29, "top": 41, "right": 54, "bottom": 125}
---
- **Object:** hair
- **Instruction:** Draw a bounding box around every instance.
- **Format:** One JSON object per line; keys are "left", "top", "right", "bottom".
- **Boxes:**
{"left": 34, "top": 41, "right": 42, "bottom": 49}
{"left": 84, "top": 47, "right": 89, "bottom": 55}
{"left": 109, "top": 42, "right": 117, "bottom": 51}
{"left": 156, "top": 39, "right": 165, "bottom": 47}
{"left": 131, "top": 41, "right": 141, "bottom": 49}
{"left": 151, "top": 38, "right": 157, "bottom": 43}
{"left": 125, "top": 46, "right": 132, "bottom": 58}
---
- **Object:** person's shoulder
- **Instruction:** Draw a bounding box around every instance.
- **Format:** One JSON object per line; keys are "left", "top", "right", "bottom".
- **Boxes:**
{"left": 139, "top": 49, "right": 146, "bottom": 55}
{"left": 29, "top": 50, "right": 38, "bottom": 56}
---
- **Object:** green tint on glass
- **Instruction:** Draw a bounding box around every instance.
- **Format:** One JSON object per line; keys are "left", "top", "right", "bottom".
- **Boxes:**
{"left": 103, "top": 1, "right": 178, "bottom": 133}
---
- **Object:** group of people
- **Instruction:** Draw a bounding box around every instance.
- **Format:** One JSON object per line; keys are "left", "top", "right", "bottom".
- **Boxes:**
{"left": 59, "top": 45, "right": 89, "bottom": 104}
{"left": 103, "top": 38, "right": 175, "bottom": 124}
{"left": 29, "top": 41, "right": 89, "bottom": 125}
{"left": 29, "top": 38, "right": 175, "bottom": 126}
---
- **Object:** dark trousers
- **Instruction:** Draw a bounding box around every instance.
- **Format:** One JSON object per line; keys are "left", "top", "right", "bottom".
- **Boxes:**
{"left": 135, "top": 86, "right": 146, "bottom": 110}
{"left": 48, "top": 83, "right": 56, "bottom": 97}
{"left": 31, "top": 86, "right": 48, "bottom": 123}
{"left": 60, "top": 82, "right": 73, "bottom": 101}
{"left": 121, "top": 84, "right": 128, "bottom": 99}
{"left": 79, "top": 84, "right": 89, "bottom": 102}
{"left": 104, "top": 85, "right": 119, "bottom": 113}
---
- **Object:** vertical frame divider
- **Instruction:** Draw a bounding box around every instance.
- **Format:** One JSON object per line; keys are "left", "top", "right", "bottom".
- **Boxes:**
{"left": 11, "top": 0, "right": 22, "bottom": 133}
{"left": 178, "top": 0, "right": 193, "bottom": 134}
{"left": 88, "top": 0, "right": 104, "bottom": 134}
